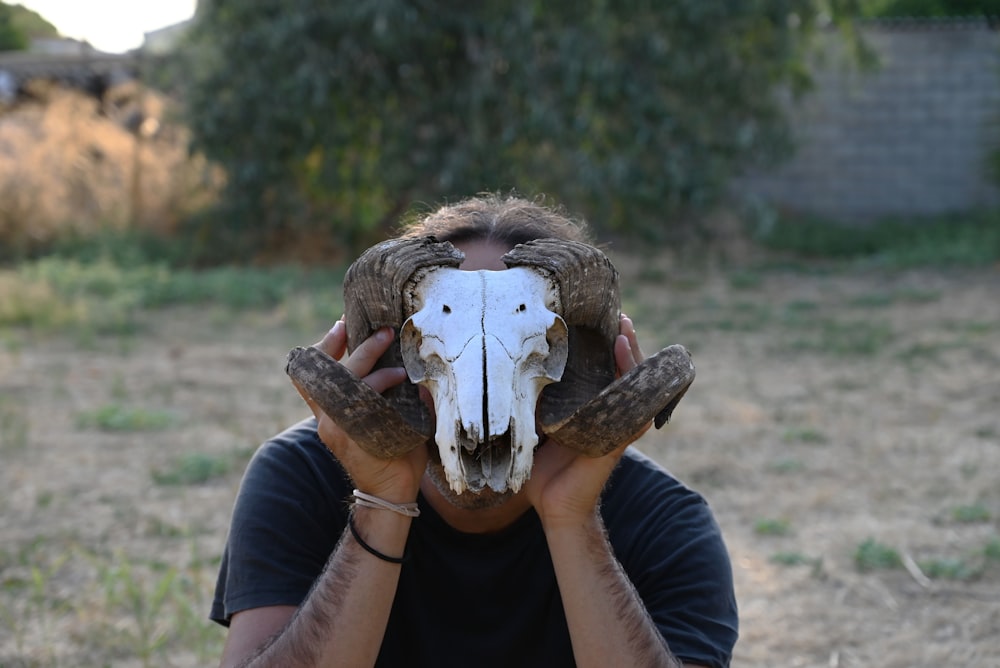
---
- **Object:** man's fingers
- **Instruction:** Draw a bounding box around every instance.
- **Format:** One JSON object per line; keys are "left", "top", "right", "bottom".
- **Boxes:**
{"left": 297, "top": 325, "right": 407, "bottom": 406}
{"left": 316, "top": 319, "right": 348, "bottom": 361}
{"left": 619, "top": 313, "right": 645, "bottom": 364}
{"left": 313, "top": 320, "right": 399, "bottom": 379}
{"left": 614, "top": 335, "right": 635, "bottom": 375}
{"left": 344, "top": 326, "right": 396, "bottom": 377}
{"left": 366, "top": 367, "right": 409, "bottom": 393}
{"left": 615, "top": 314, "right": 646, "bottom": 375}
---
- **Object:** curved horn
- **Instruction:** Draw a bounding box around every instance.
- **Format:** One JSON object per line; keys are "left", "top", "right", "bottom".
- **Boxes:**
{"left": 542, "top": 344, "right": 695, "bottom": 456}
{"left": 503, "top": 239, "right": 695, "bottom": 457}
{"left": 502, "top": 239, "right": 621, "bottom": 428}
{"left": 286, "top": 236, "right": 464, "bottom": 458}
{"left": 342, "top": 237, "right": 466, "bottom": 353}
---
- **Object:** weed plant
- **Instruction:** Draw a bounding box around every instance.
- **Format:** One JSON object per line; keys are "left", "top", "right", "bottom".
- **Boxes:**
{"left": 770, "top": 551, "right": 814, "bottom": 566}
{"left": 769, "top": 551, "right": 824, "bottom": 577}
{"left": 854, "top": 538, "right": 902, "bottom": 572}
{"left": 918, "top": 557, "right": 979, "bottom": 582}
{"left": 985, "top": 538, "right": 1000, "bottom": 562}
{"left": 754, "top": 518, "right": 792, "bottom": 536}
{"left": 951, "top": 504, "right": 992, "bottom": 524}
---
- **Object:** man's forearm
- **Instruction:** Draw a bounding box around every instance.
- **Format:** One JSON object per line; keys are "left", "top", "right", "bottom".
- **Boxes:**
{"left": 238, "top": 509, "right": 412, "bottom": 667}
{"left": 544, "top": 512, "right": 682, "bottom": 668}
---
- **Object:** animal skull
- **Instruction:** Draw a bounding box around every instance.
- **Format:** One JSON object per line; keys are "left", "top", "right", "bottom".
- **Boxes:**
{"left": 400, "top": 266, "right": 569, "bottom": 493}
{"left": 286, "top": 236, "right": 696, "bottom": 495}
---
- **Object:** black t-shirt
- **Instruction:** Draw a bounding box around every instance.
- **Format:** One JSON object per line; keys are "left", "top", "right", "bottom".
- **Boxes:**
{"left": 211, "top": 418, "right": 738, "bottom": 667}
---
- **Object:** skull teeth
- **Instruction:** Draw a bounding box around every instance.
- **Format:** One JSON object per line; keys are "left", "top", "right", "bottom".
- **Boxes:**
{"left": 457, "top": 435, "right": 514, "bottom": 493}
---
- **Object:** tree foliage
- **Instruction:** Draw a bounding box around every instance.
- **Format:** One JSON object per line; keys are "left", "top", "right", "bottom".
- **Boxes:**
{"left": 0, "top": 1, "right": 58, "bottom": 49}
{"left": 0, "top": 3, "right": 28, "bottom": 51}
{"left": 862, "top": 0, "right": 1000, "bottom": 17}
{"left": 181, "top": 1, "right": 863, "bottom": 252}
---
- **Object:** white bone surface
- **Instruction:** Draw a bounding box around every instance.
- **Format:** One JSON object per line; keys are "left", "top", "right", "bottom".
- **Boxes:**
{"left": 401, "top": 266, "right": 567, "bottom": 493}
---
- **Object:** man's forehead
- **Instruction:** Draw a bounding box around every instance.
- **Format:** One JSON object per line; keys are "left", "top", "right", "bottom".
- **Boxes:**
{"left": 453, "top": 239, "right": 512, "bottom": 271}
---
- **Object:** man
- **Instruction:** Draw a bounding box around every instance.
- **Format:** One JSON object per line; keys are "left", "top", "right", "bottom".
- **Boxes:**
{"left": 211, "top": 195, "right": 738, "bottom": 667}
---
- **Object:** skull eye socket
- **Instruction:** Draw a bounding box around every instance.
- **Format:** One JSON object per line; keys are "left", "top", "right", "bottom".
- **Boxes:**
{"left": 442, "top": 305, "right": 451, "bottom": 314}
{"left": 518, "top": 304, "right": 526, "bottom": 312}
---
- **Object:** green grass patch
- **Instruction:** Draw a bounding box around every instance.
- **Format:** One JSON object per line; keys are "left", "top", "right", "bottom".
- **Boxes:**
{"left": 727, "top": 270, "right": 763, "bottom": 290}
{"left": 984, "top": 538, "right": 1000, "bottom": 562}
{"left": 754, "top": 518, "right": 792, "bottom": 536}
{"left": 755, "top": 210, "right": 1000, "bottom": 268}
{"left": 848, "top": 288, "right": 943, "bottom": 310}
{"left": 680, "top": 301, "right": 773, "bottom": 334}
{"left": 848, "top": 292, "right": 895, "bottom": 309}
{"left": 951, "top": 504, "right": 992, "bottom": 524}
{"left": 975, "top": 426, "right": 998, "bottom": 440}
{"left": 895, "top": 341, "right": 953, "bottom": 368}
{"left": 854, "top": 538, "right": 902, "bottom": 572}
{"left": 893, "top": 288, "right": 942, "bottom": 304}
{"left": 770, "top": 551, "right": 825, "bottom": 577}
{"left": 769, "top": 551, "right": 825, "bottom": 578}
{"left": 784, "top": 299, "right": 820, "bottom": 313}
{"left": 783, "top": 427, "right": 829, "bottom": 445}
{"left": 919, "top": 557, "right": 979, "bottom": 581}
{"left": 766, "top": 458, "right": 806, "bottom": 474}
{"left": 769, "top": 551, "right": 813, "bottom": 566}
{"left": 76, "top": 404, "right": 175, "bottom": 432}
{"left": 956, "top": 320, "right": 1000, "bottom": 336}
{"left": 785, "top": 319, "right": 894, "bottom": 356}
{"left": 151, "top": 452, "right": 235, "bottom": 486}
{"left": 636, "top": 264, "right": 668, "bottom": 283}
{"left": 0, "top": 256, "right": 345, "bottom": 335}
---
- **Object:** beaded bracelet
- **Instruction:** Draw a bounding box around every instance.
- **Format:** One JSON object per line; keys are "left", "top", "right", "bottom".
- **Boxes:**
{"left": 348, "top": 516, "right": 409, "bottom": 564}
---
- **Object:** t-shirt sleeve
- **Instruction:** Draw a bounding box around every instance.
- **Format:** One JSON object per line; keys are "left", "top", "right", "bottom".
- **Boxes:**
{"left": 603, "top": 450, "right": 739, "bottom": 668}
{"left": 210, "top": 419, "right": 350, "bottom": 626}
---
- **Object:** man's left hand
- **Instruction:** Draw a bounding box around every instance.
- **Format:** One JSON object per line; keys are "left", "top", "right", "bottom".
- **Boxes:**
{"left": 524, "top": 314, "right": 651, "bottom": 528}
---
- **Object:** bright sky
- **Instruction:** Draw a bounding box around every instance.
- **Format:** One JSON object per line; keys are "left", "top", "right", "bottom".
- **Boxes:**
{"left": 14, "top": 0, "right": 198, "bottom": 53}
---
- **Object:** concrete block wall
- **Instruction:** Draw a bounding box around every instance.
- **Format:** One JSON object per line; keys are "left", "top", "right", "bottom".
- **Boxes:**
{"left": 739, "top": 20, "right": 1000, "bottom": 222}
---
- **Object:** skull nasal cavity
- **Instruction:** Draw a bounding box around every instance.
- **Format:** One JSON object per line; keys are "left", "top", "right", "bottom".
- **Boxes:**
{"left": 518, "top": 304, "right": 526, "bottom": 312}
{"left": 442, "top": 305, "right": 451, "bottom": 314}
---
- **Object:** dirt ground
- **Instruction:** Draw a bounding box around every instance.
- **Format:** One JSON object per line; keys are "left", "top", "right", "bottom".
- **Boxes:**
{"left": 1, "top": 253, "right": 999, "bottom": 666}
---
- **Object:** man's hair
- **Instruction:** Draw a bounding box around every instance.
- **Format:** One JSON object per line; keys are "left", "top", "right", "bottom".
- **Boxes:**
{"left": 398, "top": 193, "right": 591, "bottom": 246}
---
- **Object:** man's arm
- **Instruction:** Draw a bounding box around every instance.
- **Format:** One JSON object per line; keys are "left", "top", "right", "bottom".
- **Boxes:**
{"left": 527, "top": 315, "right": 708, "bottom": 668}
{"left": 545, "top": 510, "right": 710, "bottom": 668}
{"left": 220, "top": 508, "right": 412, "bottom": 668}
{"left": 220, "top": 322, "right": 426, "bottom": 667}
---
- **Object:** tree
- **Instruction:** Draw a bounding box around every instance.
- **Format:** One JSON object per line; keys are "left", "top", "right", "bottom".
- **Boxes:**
{"left": 181, "top": 1, "right": 864, "bottom": 254}
{"left": 0, "top": 3, "right": 28, "bottom": 51}
{"left": 0, "top": 1, "right": 58, "bottom": 50}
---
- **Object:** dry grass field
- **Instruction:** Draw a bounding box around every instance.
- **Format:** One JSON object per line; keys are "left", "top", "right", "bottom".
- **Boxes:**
{"left": 1, "top": 82, "right": 999, "bottom": 667}
{"left": 1, "top": 249, "right": 998, "bottom": 667}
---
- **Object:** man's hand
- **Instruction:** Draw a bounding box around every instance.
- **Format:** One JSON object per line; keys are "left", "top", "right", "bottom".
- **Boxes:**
{"left": 525, "top": 314, "right": 651, "bottom": 528}
{"left": 290, "top": 320, "right": 429, "bottom": 502}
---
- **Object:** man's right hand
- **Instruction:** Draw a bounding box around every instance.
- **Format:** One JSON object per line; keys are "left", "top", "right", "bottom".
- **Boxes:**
{"left": 290, "top": 320, "right": 429, "bottom": 503}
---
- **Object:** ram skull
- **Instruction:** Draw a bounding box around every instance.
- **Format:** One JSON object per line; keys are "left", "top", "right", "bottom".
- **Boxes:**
{"left": 286, "top": 236, "right": 695, "bottom": 494}
{"left": 400, "top": 266, "right": 568, "bottom": 493}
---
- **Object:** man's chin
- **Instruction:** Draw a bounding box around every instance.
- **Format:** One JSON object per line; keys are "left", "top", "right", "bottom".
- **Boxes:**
{"left": 424, "top": 461, "right": 515, "bottom": 510}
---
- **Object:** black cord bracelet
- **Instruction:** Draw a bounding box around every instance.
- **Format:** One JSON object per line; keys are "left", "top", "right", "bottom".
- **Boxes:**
{"left": 348, "top": 516, "right": 409, "bottom": 564}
